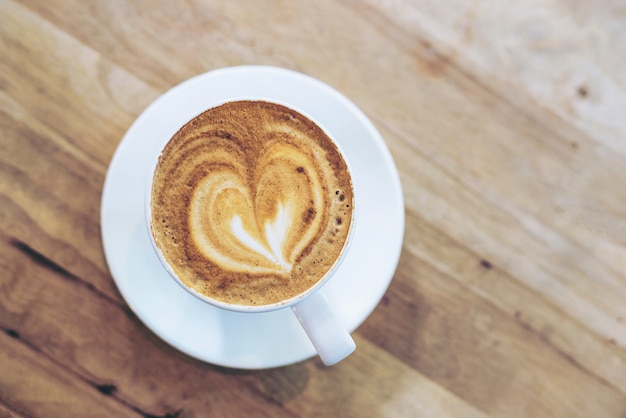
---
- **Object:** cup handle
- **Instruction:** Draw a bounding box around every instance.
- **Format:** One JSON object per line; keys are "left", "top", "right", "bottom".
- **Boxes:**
{"left": 291, "top": 290, "right": 356, "bottom": 366}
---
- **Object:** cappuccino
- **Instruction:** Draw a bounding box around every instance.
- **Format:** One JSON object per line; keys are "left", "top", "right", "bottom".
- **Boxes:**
{"left": 150, "top": 100, "right": 354, "bottom": 306}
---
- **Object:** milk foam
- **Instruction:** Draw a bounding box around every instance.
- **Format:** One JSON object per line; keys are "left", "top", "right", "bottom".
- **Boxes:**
{"left": 189, "top": 175, "right": 298, "bottom": 276}
{"left": 150, "top": 100, "right": 354, "bottom": 306}
{"left": 230, "top": 202, "right": 293, "bottom": 272}
{"left": 186, "top": 133, "right": 328, "bottom": 276}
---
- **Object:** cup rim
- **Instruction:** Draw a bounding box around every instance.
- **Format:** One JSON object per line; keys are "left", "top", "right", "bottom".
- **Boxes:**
{"left": 144, "top": 97, "right": 358, "bottom": 313}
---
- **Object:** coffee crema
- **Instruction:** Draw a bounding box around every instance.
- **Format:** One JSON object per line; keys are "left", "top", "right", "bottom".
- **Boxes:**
{"left": 150, "top": 100, "right": 354, "bottom": 306}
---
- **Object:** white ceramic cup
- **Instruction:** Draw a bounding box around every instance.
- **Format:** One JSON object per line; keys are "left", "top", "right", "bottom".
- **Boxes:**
{"left": 145, "top": 98, "right": 357, "bottom": 366}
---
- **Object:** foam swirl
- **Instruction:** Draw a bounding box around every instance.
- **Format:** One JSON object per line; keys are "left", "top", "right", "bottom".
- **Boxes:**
{"left": 150, "top": 101, "right": 353, "bottom": 305}
{"left": 188, "top": 139, "right": 325, "bottom": 275}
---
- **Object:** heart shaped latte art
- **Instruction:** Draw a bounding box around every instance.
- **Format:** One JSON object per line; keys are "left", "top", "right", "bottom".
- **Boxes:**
{"left": 150, "top": 101, "right": 353, "bottom": 306}
{"left": 189, "top": 140, "right": 324, "bottom": 276}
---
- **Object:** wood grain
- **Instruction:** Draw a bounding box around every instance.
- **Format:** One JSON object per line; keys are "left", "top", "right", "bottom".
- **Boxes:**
{"left": 1, "top": 0, "right": 625, "bottom": 417}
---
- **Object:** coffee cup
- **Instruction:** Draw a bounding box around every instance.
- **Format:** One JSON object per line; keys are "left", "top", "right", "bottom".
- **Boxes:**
{"left": 145, "top": 99, "right": 356, "bottom": 365}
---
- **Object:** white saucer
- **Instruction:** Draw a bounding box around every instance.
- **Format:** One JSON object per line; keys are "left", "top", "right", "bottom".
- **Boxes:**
{"left": 100, "top": 66, "right": 404, "bottom": 369}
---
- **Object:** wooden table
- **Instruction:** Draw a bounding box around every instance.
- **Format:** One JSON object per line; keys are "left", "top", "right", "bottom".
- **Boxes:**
{"left": 2, "top": 1, "right": 625, "bottom": 417}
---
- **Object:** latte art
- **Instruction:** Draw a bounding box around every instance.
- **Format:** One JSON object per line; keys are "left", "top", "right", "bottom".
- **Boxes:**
{"left": 188, "top": 138, "right": 325, "bottom": 275}
{"left": 150, "top": 101, "right": 354, "bottom": 306}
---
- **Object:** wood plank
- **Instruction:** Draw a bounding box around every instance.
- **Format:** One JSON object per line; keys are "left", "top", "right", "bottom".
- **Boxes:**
{"left": 360, "top": 244, "right": 626, "bottom": 417}
{"left": 401, "top": 202, "right": 626, "bottom": 391}
{"left": 375, "top": 117, "right": 626, "bottom": 382}
{"left": 376, "top": 105, "right": 626, "bottom": 336}
{"left": 0, "top": 0, "right": 157, "bottom": 168}
{"left": 360, "top": 32, "right": 626, "bottom": 287}
{"left": 0, "top": 108, "right": 119, "bottom": 302}
{"left": 250, "top": 336, "right": 489, "bottom": 418}
{"left": 17, "top": 0, "right": 263, "bottom": 90}
{"left": 354, "top": 0, "right": 626, "bottom": 157}
{"left": 0, "top": 332, "right": 141, "bottom": 418}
